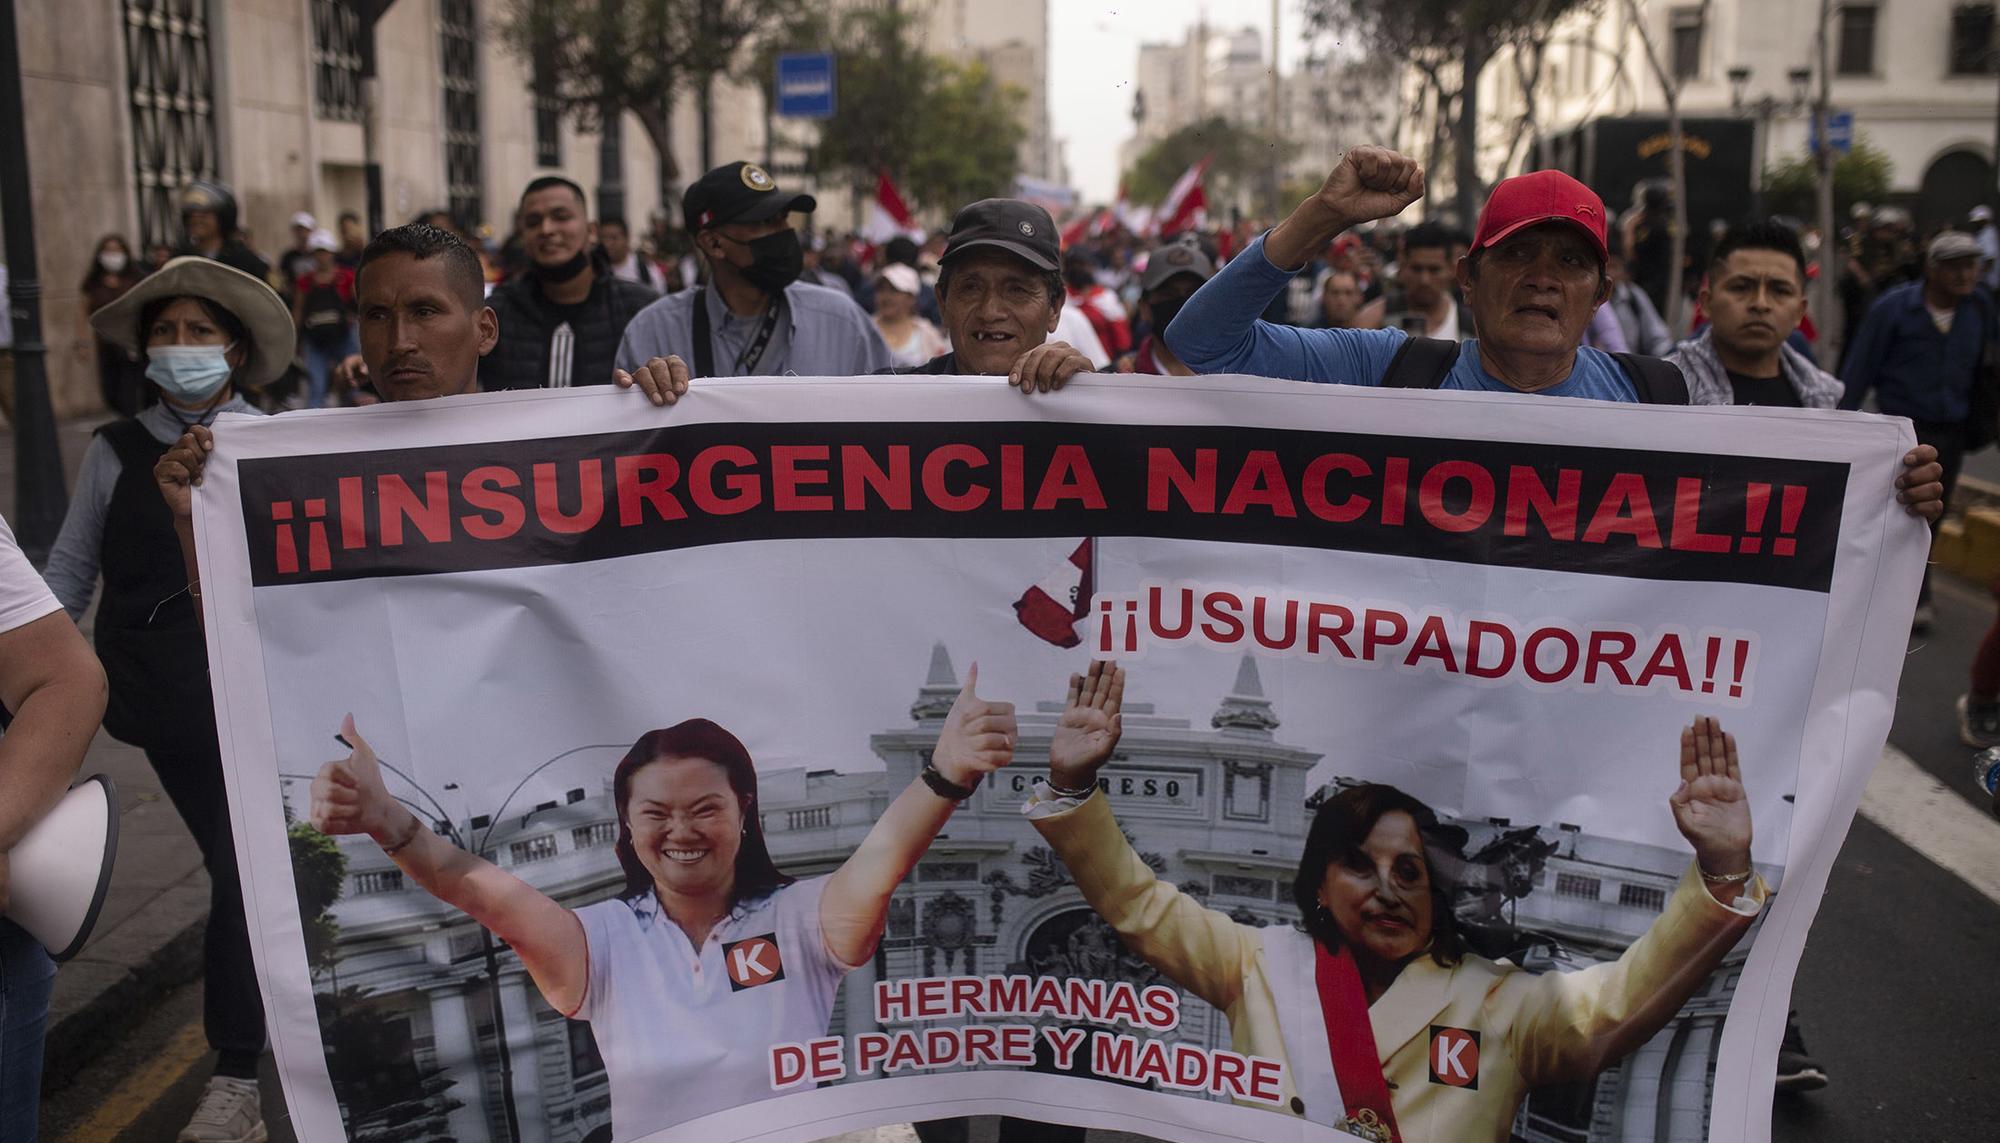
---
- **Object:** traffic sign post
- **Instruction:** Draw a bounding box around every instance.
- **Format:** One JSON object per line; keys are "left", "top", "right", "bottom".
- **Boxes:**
{"left": 776, "top": 53, "right": 836, "bottom": 120}
{"left": 1809, "top": 110, "right": 1854, "bottom": 156}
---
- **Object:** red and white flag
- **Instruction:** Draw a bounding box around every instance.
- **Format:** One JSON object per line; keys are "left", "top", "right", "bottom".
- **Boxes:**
{"left": 862, "top": 170, "right": 923, "bottom": 244}
{"left": 1156, "top": 157, "right": 1211, "bottom": 237}
{"left": 1013, "top": 539, "right": 1094, "bottom": 648}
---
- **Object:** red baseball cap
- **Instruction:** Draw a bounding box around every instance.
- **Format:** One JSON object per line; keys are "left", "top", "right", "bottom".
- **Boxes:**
{"left": 1470, "top": 170, "right": 1609, "bottom": 264}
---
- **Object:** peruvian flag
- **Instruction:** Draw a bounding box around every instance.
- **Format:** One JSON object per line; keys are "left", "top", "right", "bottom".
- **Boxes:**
{"left": 1113, "top": 180, "right": 1154, "bottom": 237}
{"left": 862, "top": 170, "right": 922, "bottom": 244}
{"left": 1156, "top": 157, "right": 1211, "bottom": 237}
{"left": 1013, "top": 539, "right": 1094, "bottom": 648}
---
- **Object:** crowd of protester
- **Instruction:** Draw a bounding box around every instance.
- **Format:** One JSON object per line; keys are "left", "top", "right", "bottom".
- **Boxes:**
{"left": 5, "top": 143, "right": 1999, "bottom": 1143}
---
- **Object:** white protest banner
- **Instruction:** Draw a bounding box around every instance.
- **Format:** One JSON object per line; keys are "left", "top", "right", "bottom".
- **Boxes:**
{"left": 192, "top": 375, "right": 1923, "bottom": 1143}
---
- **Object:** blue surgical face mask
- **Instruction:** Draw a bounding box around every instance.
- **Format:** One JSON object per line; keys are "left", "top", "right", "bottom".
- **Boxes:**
{"left": 146, "top": 343, "right": 236, "bottom": 401}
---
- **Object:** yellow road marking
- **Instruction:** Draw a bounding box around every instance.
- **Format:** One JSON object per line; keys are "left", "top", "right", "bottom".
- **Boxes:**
{"left": 58, "top": 1019, "right": 207, "bottom": 1143}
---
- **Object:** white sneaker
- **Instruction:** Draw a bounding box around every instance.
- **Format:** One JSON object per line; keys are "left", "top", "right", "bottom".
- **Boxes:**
{"left": 178, "top": 1075, "right": 268, "bottom": 1143}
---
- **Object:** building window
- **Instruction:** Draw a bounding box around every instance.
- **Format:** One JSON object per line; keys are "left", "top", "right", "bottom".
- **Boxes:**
{"left": 572, "top": 821, "right": 616, "bottom": 849}
{"left": 1223, "top": 762, "right": 1270, "bottom": 822}
{"left": 122, "top": 0, "right": 222, "bottom": 251}
{"left": 438, "top": 0, "right": 483, "bottom": 228}
{"left": 1618, "top": 883, "right": 1668, "bottom": 911}
{"left": 310, "top": 0, "right": 364, "bottom": 122}
{"left": 919, "top": 862, "right": 979, "bottom": 883}
{"left": 567, "top": 1019, "right": 605, "bottom": 1079}
{"left": 1555, "top": 873, "right": 1602, "bottom": 900}
{"left": 1951, "top": 4, "right": 1997, "bottom": 75}
{"left": 1213, "top": 874, "right": 1275, "bottom": 900}
{"left": 1838, "top": 5, "right": 1878, "bottom": 75}
{"left": 354, "top": 869, "right": 404, "bottom": 895}
{"left": 509, "top": 834, "right": 557, "bottom": 864}
{"left": 1669, "top": 7, "right": 1705, "bottom": 82}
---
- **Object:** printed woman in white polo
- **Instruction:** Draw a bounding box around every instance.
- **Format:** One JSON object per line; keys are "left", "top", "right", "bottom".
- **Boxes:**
{"left": 308, "top": 667, "right": 1016, "bottom": 1136}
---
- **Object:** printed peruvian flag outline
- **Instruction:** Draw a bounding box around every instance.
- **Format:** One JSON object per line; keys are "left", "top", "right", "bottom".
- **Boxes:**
{"left": 1014, "top": 538, "right": 1094, "bottom": 647}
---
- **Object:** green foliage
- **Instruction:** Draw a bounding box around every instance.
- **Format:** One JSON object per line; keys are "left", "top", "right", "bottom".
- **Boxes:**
{"left": 1308, "top": 0, "right": 1602, "bottom": 62}
{"left": 498, "top": 0, "right": 808, "bottom": 185}
{"left": 754, "top": 6, "right": 1026, "bottom": 214}
{"left": 288, "top": 818, "right": 347, "bottom": 979}
{"left": 1761, "top": 138, "right": 1895, "bottom": 221}
{"left": 1121, "top": 117, "right": 1297, "bottom": 209}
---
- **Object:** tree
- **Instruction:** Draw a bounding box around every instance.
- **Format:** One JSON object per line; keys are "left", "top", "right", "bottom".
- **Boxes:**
{"left": 1761, "top": 139, "right": 1894, "bottom": 222}
{"left": 1622, "top": 0, "right": 1711, "bottom": 332}
{"left": 498, "top": 0, "right": 807, "bottom": 210}
{"left": 288, "top": 819, "right": 347, "bottom": 980}
{"left": 752, "top": 6, "right": 1026, "bottom": 217}
{"left": 1305, "top": 0, "right": 1599, "bottom": 226}
{"left": 1122, "top": 117, "right": 1297, "bottom": 213}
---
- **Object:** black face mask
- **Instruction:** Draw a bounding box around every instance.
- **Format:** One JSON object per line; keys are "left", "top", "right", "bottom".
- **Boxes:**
{"left": 726, "top": 229, "right": 804, "bottom": 294}
{"left": 530, "top": 248, "right": 592, "bottom": 285}
{"left": 1148, "top": 297, "right": 1189, "bottom": 336}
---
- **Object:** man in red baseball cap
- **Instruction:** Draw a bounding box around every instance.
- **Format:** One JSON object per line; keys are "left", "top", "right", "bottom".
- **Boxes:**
{"left": 1164, "top": 147, "right": 1684, "bottom": 400}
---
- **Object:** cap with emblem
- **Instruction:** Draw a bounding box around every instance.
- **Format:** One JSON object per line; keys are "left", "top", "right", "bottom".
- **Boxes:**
{"left": 681, "top": 161, "right": 817, "bottom": 234}
{"left": 939, "top": 198, "right": 1060, "bottom": 271}
{"left": 1928, "top": 230, "right": 1982, "bottom": 263}
{"left": 1139, "top": 239, "right": 1216, "bottom": 293}
{"left": 1470, "top": 169, "right": 1609, "bottom": 265}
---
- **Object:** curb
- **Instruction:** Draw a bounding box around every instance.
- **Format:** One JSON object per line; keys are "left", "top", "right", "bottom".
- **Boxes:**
{"left": 41, "top": 910, "right": 208, "bottom": 1091}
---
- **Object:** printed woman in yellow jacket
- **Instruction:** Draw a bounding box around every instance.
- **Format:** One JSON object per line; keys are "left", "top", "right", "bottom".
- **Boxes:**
{"left": 1025, "top": 661, "right": 1768, "bottom": 1143}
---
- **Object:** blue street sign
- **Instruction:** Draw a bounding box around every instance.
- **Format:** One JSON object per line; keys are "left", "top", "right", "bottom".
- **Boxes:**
{"left": 1809, "top": 110, "right": 1854, "bottom": 156}
{"left": 776, "top": 53, "right": 836, "bottom": 120}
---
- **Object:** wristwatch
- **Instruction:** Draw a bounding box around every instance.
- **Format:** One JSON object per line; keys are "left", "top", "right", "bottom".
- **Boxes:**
{"left": 920, "top": 761, "right": 980, "bottom": 801}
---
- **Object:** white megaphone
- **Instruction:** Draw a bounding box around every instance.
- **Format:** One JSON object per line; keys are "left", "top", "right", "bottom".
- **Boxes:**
{"left": 4, "top": 774, "right": 118, "bottom": 961}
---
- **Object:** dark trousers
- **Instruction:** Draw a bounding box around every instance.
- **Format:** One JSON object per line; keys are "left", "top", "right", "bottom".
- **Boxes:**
{"left": 1912, "top": 420, "right": 1971, "bottom": 605}
{"left": 146, "top": 739, "right": 267, "bottom": 1076}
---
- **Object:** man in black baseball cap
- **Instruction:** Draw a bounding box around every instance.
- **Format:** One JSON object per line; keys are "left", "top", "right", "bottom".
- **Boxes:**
{"left": 615, "top": 161, "right": 890, "bottom": 380}
{"left": 899, "top": 198, "right": 1094, "bottom": 391}
{"left": 1119, "top": 237, "right": 1216, "bottom": 376}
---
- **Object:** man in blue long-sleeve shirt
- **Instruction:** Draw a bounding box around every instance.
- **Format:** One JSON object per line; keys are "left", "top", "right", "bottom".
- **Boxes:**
{"left": 1840, "top": 230, "right": 1993, "bottom": 624}
{"left": 1166, "top": 147, "right": 1647, "bottom": 400}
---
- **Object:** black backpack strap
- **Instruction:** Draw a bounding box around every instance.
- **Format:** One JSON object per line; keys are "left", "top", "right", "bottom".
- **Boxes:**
{"left": 689, "top": 287, "right": 716, "bottom": 379}
{"left": 1612, "top": 353, "right": 1690, "bottom": 405}
{"left": 1379, "top": 336, "right": 1460, "bottom": 389}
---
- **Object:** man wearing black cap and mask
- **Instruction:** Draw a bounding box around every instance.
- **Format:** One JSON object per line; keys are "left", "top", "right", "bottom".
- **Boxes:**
{"left": 899, "top": 198, "right": 1095, "bottom": 392}
{"left": 1118, "top": 237, "right": 1215, "bottom": 376}
{"left": 616, "top": 161, "right": 890, "bottom": 377}
{"left": 481, "top": 176, "right": 661, "bottom": 391}
{"left": 178, "top": 181, "right": 270, "bottom": 282}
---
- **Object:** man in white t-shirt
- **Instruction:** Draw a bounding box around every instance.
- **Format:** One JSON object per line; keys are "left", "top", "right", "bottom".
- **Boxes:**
{"left": 0, "top": 513, "right": 108, "bottom": 1138}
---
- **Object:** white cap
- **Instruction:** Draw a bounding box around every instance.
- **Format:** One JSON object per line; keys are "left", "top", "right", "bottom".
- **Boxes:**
{"left": 875, "top": 263, "right": 921, "bottom": 296}
{"left": 291, "top": 211, "right": 317, "bottom": 230}
{"left": 1973, "top": 205, "right": 1995, "bottom": 224}
{"left": 306, "top": 228, "right": 338, "bottom": 253}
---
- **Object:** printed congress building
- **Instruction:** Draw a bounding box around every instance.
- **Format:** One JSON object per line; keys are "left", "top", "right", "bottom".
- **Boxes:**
{"left": 312, "top": 646, "right": 1760, "bottom": 1143}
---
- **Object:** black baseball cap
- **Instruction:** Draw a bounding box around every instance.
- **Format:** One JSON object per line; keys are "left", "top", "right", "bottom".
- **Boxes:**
{"left": 682, "top": 161, "right": 816, "bottom": 233}
{"left": 940, "top": 199, "right": 1059, "bottom": 271}
{"left": 1138, "top": 239, "right": 1216, "bottom": 293}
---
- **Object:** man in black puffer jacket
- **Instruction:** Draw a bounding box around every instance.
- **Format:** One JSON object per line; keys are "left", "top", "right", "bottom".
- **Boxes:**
{"left": 481, "top": 176, "right": 659, "bottom": 391}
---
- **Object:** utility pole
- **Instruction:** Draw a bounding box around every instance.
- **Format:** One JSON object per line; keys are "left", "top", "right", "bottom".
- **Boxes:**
{"left": 0, "top": 0, "right": 69, "bottom": 559}
{"left": 596, "top": 0, "right": 625, "bottom": 223}
{"left": 1812, "top": 0, "right": 1837, "bottom": 352}
{"left": 348, "top": 0, "right": 397, "bottom": 237}
{"left": 1269, "top": 0, "right": 1283, "bottom": 219}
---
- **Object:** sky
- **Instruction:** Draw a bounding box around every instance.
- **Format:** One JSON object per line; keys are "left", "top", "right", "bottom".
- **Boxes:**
{"left": 1047, "top": 1, "right": 1319, "bottom": 206}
